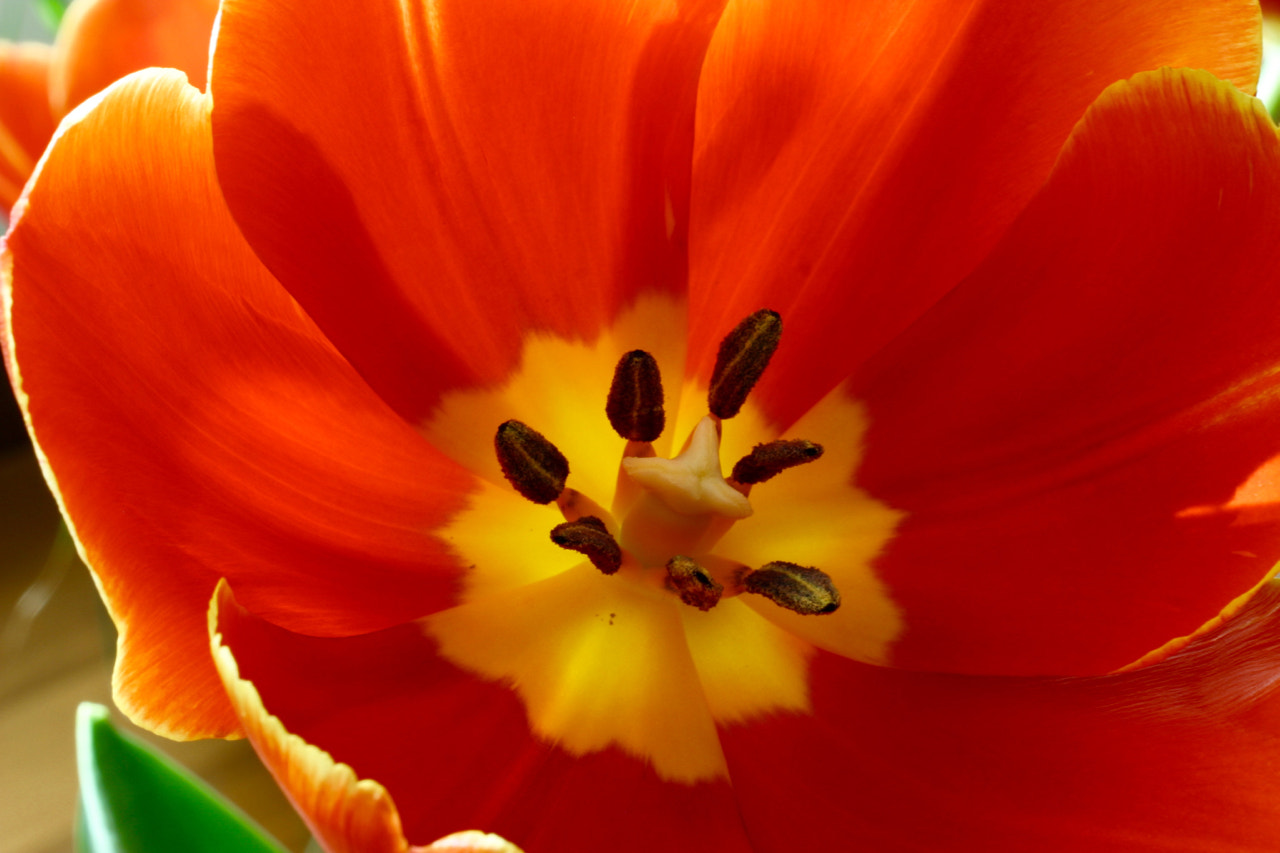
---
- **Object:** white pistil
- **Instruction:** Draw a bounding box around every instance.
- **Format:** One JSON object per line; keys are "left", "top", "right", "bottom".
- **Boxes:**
{"left": 617, "top": 417, "right": 752, "bottom": 567}
{"left": 622, "top": 417, "right": 751, "bottom": 518}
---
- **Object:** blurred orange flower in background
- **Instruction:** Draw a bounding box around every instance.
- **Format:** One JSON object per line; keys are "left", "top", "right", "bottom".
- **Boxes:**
{"left": 0, "top": 0, "right": 217, "bottom": 207}
{"left": 8, "top": 0, "right": 1280, "bottom": 851}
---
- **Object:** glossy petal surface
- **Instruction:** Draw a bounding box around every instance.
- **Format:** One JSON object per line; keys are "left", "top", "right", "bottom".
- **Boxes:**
{"left": 210, "top": 0, "right": 726, "bottom": 423}
{"left": 211, "top": 583, "right": 753, "bottom": 853}
{"left": 0, "top": 41, "right": 55, "bottom": 207}
{"left": 720, "top": 580, "right": 1280, "bottom": 851}
{"left": 689, "top": 0, "right": 1261, "bottom": 425}
{"left": 3, "top": 71, "right": 475, "bottom": 737}
{"left": 852, "top": 68, "right": 1280, "bottom": 675}
{"left": 49, "top": 0, "right": 219, "bottom": 115}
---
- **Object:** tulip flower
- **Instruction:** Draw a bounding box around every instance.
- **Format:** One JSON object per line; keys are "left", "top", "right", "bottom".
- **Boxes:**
{"left": 0, "top": 0, "right": 218, "bottom": 208}
{"left": 8, "top": 0, "right": 1280, "bottom": 849}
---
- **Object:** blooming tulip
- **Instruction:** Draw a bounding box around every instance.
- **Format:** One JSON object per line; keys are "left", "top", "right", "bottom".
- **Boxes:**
{"left": 7, "top": 0, "right": 1280, "bottom": 850}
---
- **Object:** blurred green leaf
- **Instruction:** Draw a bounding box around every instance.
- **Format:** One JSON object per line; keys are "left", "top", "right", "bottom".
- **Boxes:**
{"left": 76, "top": 703, "right": 288, "bottom": 853}
{"left": 33, "top": 0, "right": 67, "bottom": 31}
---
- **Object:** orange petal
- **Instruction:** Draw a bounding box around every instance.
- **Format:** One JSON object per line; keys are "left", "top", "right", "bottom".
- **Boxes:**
{"left": 688, "top": 0, "right": 1261, "bottom": 427}
{"left": 0, "top": 41, "right": 55, "bottom": 209}
{"left": 210, "top": 582, "right": 753, "bottom": 852}
{"left": 847, "top": 69, "right": 1280, "bottom": 674}
{"left": 209, "top": 0, "right": 727, "bottom": 424}
{"left": 211, "top": 583, "right": 414, "bottom": 853}
{"left": 4, "top": 70, "right": 476, "bottom": 738}
{"left": 720, "top": 579, "right": 1280, "bottom": 850}
{"left": 48, "top": 0, "right": 219, "bottom": 116}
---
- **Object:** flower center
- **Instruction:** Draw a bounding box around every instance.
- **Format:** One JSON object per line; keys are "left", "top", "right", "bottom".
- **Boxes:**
{"left": 421, "top": 294, "right": 905, "bottom": 784}
{"left": 491, "top": 310, "right": 842, "bottom": 617}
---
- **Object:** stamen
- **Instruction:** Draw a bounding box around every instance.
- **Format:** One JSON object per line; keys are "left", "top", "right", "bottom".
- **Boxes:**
{"left": 494, "top": 420, "right": 569, "bottom": 504}
{"left": 708, "top": 309, "right": 782, "bottom": 419}
{"left": 743, "top": 561, "right": 841, "bottom": 615}
{"left": 556, "top": 487, "right": 613, "bottom": 524}
{"left": 665, "top": 555, "right": 723, "bottom": 611}
{"left": 550, "top": 516, "right": 623, "bottom": 575}
{"left": 606, "top": 350, "right": 665, "bottom": 442}
{"left": 731, "top": 439, "right": 825, "bottom": 485}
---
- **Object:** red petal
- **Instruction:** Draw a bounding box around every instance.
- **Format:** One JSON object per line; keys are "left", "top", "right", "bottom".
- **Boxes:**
{"left": 720, "top": 579, "right": 1280, "bottom": 851}
{"left": 851, "top": 69, "right": 1280, "bottom": 674}
{"left": 0, "top": 41, "right": 55, "bottom": 209}
{"left": 211, "top": 582, "right": 753, "bottom": 852}
{"left": 209, "top": 0, "right": 727, "bottom": 423}
{"left": 49, "top": 0, "right": 219, "bottom": 115}
{"left": 688, "top": 0, "right": 1261, "bottom": 426}
{"left": 4, "top": 71, "right": 475, "bottom": 737}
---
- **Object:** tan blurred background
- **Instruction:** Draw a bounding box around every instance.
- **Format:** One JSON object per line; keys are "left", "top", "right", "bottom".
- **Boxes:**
{"left": 0, "top": 452, "right": 311, "bottom": 853}
{"left": 0, "top": 2, "right": 307, "bottom": 850}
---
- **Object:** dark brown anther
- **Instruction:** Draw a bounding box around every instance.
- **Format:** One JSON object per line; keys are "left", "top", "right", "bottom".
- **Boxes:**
{"left": 743, "top": 561, "right": 840, "bottom": 615}
{"left": 731, "top": 439, "right": 824, "bottom": 485}
{"left": 708, "top": 309, "right": 782, "bottom": 419}
{"left": 550, "top": 516, "right": 623, "bottom": 574}
{"left": 665, "top": 555, "right": 723, "bottom": 611}
{"left": 495, "top": 420, "right": 569, "bottom": 504}
{"left": 606, "top": 350, "right": 665, "bottom": 441}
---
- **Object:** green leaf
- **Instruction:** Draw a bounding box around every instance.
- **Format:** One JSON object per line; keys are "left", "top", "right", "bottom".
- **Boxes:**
{"left": 32, "top": 0, "right": 68, "bottom": 31}
{"left": 75, "top": 703, "right": 289, "bottom": 853}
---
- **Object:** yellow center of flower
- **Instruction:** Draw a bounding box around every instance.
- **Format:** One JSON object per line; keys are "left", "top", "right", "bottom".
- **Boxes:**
{"left": 422, "top": 295, "right": 905, "bottom": 783}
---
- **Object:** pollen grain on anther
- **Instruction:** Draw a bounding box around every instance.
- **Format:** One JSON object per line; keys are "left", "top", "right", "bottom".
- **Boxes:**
{"left": 708, "top": 309, "right": 782, "bottom": 419}
{"left": 665, "top": 555, "right": 723, "bottom": 611}
{"left": 551, "top": 515, "right": 623, "bottom": 575}
{"left": 743, "top": 561, "right": 841, "bottom": 615}
{"left": 494, "top": 420, "right": 569, "bottom": 504}
{"left": 731, "top": 439, "right": 824, "bottom": 486}
{"left": 607, "top": 349, "right": 665, "bottom": 442}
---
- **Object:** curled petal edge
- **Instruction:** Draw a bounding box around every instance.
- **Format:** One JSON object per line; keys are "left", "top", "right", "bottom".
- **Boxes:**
{"left": 209, "top": 580, "right": 523, "bottom": 853}
{"left": 1116, "top": 567, "right": 1280, "bottom": 672}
